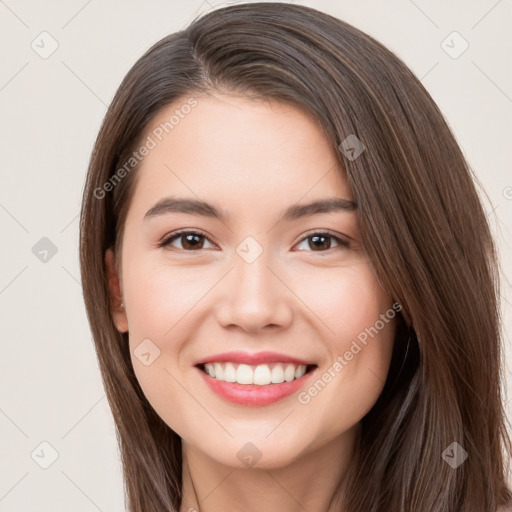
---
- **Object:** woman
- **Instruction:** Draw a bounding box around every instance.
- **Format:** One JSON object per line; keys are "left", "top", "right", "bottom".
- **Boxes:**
{"left": 79, "top": 2, "right": 512, "bottom": 511}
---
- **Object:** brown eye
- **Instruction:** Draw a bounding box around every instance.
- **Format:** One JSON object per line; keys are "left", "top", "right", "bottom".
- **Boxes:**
{"left": 295, "top": 232, "right": 349, "bottom": 252}
{"left": 160, "top": 231, "right": 215, "bottom": 251}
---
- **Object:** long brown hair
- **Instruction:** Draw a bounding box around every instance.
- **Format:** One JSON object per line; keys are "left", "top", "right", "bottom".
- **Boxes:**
{"left": 79, "top": 3, "right": 512, "bottom": 510}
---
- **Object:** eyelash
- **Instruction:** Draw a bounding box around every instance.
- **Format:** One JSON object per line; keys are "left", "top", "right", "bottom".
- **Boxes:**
{"left": 158, "top": 229, "right": 350, "bottom": 253}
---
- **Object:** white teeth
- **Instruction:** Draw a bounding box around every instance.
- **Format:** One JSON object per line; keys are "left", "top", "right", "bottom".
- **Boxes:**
{"left": 214, "top": 362, "right": 224, "bottom": 381}
{"left": 254, "top": 364, "right": 272, "bottom": 385}
{"left": 223, "top": 362, "right": 237, "bottom": 382}
{"left": 236, "top": 364, "right": 254, "bottom": 384}
{"left": 284, "top": 364, "right": 296, "bottom": 382}
{"left": 295, "top": 365, "right": 307, "bottom": 379}
{"left": 271, "top": 365, "right": 285, "bottom": 384}
{"left": 202, "top": 362, "right": 309, "bottom": 385}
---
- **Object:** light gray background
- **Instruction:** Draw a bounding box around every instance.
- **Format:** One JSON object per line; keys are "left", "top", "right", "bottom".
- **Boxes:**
{"left": 1, "top": 0, "right": 511, "bottom": 510}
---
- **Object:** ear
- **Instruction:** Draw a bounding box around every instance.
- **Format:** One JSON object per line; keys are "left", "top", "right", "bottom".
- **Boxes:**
{"left": 105, "top": 248, "right": 128, "bottom": 333}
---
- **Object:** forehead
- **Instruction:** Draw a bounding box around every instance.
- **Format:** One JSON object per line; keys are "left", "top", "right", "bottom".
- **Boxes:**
{"left": 127, "top": 94, "right": 352, "bottom": 220}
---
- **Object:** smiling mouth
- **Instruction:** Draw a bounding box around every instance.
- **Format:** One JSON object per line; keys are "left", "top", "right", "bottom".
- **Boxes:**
{"left": 197, "top": 362, "right": 318, "bottom": 385}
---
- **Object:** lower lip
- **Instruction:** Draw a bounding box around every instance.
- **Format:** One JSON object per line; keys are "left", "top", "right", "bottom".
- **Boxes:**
{"left": 196, "top": 366, "right": 318, "bottom": 406}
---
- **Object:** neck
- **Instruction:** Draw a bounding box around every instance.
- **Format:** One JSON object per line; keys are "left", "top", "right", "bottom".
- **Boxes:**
{"left": 179, "top": 424, "right": 360, "bottom": 512}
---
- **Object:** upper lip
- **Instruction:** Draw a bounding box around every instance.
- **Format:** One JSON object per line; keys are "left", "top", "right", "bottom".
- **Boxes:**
{"left": 194, "top": 351, "right": 316, "bottom": 366}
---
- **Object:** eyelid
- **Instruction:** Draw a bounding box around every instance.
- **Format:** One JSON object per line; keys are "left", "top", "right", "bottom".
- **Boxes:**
{"left": 159, "top": 228, "right": 217, "bottom": 249}
{"left": 297, "top": 228, "right": 351, "bottom": 244}
{"left": 159, "top": 228, "right": 351, "bottom": 251}
{"left": 293, "top": 229, "right": 350, "bottom": 251}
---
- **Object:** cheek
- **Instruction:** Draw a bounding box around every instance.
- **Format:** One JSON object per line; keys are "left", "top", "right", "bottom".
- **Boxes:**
{"left": 124, "top": 259, "right": 208, "bottom": 340}
{"left": 122, "top": 259, "right": 221, "bottom": 427}
{"left": 121, "top": 261, "right": 192, "bottom": 389}
{"left": 123, "top": 262, "right": 205, "bottom": 438}
{"left": 291, "top": 261, "right": 393, "bottom": 342}
{"left": 293, "top": 263, "right": 396, "bottom": 421}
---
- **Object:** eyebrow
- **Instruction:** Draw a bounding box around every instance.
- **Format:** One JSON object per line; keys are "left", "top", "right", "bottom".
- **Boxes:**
{"left": 144, "top": 196, "right": 357, "bottom": 224}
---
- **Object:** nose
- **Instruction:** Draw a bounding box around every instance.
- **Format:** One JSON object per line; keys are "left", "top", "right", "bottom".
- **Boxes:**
{"left": 216, "top": 248, "right": 293, "bottom": 333}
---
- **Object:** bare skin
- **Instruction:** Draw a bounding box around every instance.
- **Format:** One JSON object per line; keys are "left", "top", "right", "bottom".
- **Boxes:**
{"left": 105, "top": 93, "right": 397, "bottom": 512}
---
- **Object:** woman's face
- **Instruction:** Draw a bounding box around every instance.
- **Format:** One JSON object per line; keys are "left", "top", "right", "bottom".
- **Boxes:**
{"left": 106, "top": 93, "right": 397, "bottom": 468}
